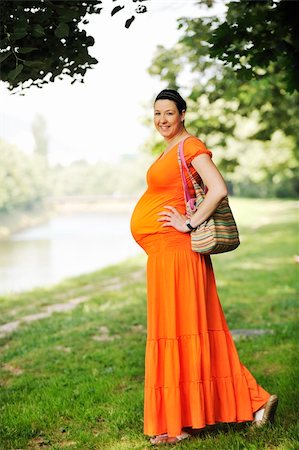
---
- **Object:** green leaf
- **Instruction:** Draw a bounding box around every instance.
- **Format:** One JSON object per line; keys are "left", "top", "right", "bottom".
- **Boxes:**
{"left": 85, "top": 36, "right": 95, "bottom": 46}
{"left": 32, "top": 24, "right": 45, "bottom": 37}
{"left": 87, "top": 57, "right": 98, "bottom": 65}
{"left": 111, "top": 5, "right": 124, "bottom": 16}
{"left": 31, "top": 9, "right": 53, "bottom": 24}
{"left": 54, "top": 23, "right": 69, "bottom": 38}
{"left": 17, "top": 47, "right": 38, "bottom": 54}
{"left": 0, "top": 51, "right": 12, "bottom": 63}
{"left": 59, "top": 10, "right": 81, "bottom": 22}
{"left": 8, "top": 64, "right": 24, "bottom": 80}
{"left": 0, "top": 38, "right": 9, "bottom": 48}
{"left": 23, "top": 61, "right": 44, "bottom": 69}
{"left": 11, "top": 28, "right": 28, "bottom": 40}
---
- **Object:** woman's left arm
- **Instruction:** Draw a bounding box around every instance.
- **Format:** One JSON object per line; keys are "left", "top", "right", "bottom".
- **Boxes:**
{"left": 188, "top": 153, "right": 228, "bottom": 228}
{"left": 158, "top": 153, "right": 228, "bottom": 232}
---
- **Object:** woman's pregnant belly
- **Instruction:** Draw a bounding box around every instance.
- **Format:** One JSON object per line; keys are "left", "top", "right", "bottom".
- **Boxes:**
{"left": 130, "top": 190, "right": 185, "bottom": 244}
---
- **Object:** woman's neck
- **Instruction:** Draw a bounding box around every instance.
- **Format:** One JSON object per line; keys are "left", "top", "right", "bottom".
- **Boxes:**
{"left": 164, "top": 129, "right": 190, "bottom": 152}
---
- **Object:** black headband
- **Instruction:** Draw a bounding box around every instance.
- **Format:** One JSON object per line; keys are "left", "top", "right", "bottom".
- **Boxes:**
{"left": 154, "top": 89, "right": 187, "bottom": 114}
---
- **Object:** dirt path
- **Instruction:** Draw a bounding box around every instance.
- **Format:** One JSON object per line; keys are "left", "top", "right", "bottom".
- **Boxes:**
{"left": 0, "top": 267, "right": 272, "bottom": 341}
{"left": 0, "top": 295, "right": 89, "bottom": 338}
{"left": 0, "top": 270, "right": 146, "bottom": 339}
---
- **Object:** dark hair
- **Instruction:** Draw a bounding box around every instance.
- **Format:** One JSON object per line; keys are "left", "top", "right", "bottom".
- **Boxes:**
{"left": 154, "top": 89, "right": 187, "bottom": 114}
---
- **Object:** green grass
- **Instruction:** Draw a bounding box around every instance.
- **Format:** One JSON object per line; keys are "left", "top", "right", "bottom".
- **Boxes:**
{"left": 0, "top": 198, "right": 298, "bottom": 450}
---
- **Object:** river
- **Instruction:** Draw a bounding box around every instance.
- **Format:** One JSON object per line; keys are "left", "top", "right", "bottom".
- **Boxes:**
{"left": 0, "top": 211, "right": 142, "bottom": 295}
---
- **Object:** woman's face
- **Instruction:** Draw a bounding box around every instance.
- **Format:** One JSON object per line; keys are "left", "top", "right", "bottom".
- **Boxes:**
{"left": 154, "top": 99, "right": 185, "bottom": 140}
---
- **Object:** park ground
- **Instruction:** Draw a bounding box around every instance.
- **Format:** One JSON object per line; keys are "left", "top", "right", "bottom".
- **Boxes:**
{"left": 0, "top": 198, "right": 298, "bottom": 450}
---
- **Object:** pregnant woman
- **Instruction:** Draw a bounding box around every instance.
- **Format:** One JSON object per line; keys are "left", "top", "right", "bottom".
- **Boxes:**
{"left": 130, "top": 89, "right": 278, "bottom": 445}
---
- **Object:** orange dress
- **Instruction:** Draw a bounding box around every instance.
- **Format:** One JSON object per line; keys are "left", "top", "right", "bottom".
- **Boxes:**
{"left": 130, "top": 136, "right": 270, "bottom": 437}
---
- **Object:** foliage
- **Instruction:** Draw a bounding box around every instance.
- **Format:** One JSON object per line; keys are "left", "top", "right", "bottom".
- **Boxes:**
{"left": 0, "top": 199, "right": 298, "bottom": 449}
{"left": 0, "top": 0, "right": 148, "bottom": 93}
{"left": 0, "top": 137, "right": 151, "bottom": 215}
{"left": 0, "top": 139, "right": 49, "bottom": 212}
{"left": 148, "top": 0, "right": 299, "bottom": 198}
{"left": 212, "top": 123, "right": 297, "bottom": 198}
{"left": 207, "top": 0, "right": 299, "bottom": 94}
{"left": 49, "top": 153, "right": 152, "bottom": 197}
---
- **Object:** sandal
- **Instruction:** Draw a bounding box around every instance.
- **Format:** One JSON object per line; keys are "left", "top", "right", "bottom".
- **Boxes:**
{"left": 251, "top": 394, "right": 278, "bottom": 428}
{"left": 150, "top": 431, "right": 190, "bottom": 445}
{"left": 150, "top": 434, "right": 168, "bottom": 445}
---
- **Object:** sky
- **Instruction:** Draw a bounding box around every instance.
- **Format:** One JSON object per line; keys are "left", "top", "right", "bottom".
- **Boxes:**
{"left": 0, "top": 0, "right": 225, "bottom": 166}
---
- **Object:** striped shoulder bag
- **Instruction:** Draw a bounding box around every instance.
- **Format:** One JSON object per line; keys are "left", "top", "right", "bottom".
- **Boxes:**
{"left": 178, "top": 138, "right": 240, "bottom": 255}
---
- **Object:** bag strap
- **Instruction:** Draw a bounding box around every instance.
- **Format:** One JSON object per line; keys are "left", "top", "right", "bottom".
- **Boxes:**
{"left": 178, "top": 138, "right": 193, "bottom": 203}
{"left": 178, "top": 137, "right": 206, "bottom": 202}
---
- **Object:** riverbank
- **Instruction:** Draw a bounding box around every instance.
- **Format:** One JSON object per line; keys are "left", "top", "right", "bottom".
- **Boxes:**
{"left": 0, "top": 199, "right": 297, "bottom": 449}
{"left": 0, "top": 208, "right": 140, "bottom": 295}
{"left": 0, "top": 206, "right": 54, "bottom": 239}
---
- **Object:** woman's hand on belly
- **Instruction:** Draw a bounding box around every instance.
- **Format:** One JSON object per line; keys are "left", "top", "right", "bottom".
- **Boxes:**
{"left": 157, "top": 206, "right": 190, "bottom": 233}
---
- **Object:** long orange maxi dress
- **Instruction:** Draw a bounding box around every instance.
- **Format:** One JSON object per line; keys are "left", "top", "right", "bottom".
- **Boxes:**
{"left": 130, "top": 136, "right": 270, "bottom": 437}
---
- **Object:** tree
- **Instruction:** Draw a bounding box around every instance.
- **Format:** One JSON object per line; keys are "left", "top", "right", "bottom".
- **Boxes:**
{"left": 32, "top": 114, "right": 49, "bottom": 160}
{"left": 208, "top": 0, "right": 299, "bottom": 94}
{"left": 0, "top": 139, "right": 49, "bottom": 212}
{"left": 148, "top": 0, "right": 299, "bottom": 197}
{"left": 0, "top": 0, "right": 148, "bottom": 93}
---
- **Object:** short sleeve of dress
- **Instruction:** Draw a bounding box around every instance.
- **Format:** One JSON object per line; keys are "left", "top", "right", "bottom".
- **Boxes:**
{"left": 183, "top": 136, "right": 212, "bottom": 168}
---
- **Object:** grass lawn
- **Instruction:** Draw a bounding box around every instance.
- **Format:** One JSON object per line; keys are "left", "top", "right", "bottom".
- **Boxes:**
{"left": 0, "top": 198, "right": 298, "bottom": 450}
